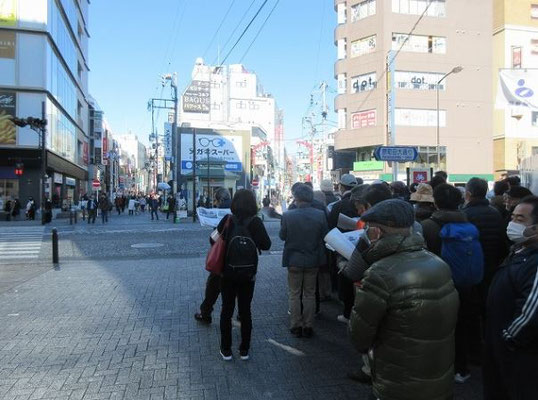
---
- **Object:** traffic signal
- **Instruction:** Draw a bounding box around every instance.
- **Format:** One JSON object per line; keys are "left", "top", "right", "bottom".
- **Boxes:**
{"left": 14, "top": 162, "right": 24, "bottom": 176}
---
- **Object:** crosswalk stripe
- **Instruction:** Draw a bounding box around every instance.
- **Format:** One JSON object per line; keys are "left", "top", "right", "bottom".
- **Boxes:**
{"left": 0, "top": 228, "right": 45, "bottom": 263}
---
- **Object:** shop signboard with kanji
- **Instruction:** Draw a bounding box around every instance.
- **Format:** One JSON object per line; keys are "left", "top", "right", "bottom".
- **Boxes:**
{"left": 180, "top": 133, "right": 243, "bottom": 173}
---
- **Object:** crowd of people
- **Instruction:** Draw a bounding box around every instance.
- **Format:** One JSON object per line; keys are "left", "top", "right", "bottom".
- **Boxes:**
{"left": 77, "top": 192, "right": 188, "bottom": 223}
{"left": 194, "top": 172, "right": 538, "bottom": 400}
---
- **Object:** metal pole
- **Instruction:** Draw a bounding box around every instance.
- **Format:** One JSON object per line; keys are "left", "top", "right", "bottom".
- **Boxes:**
{"left": 192, "top": 128, "right": 197, "bottom": 223}
{"left": 172, "top": 75, "right": 179, "bottom": 195}
{"left": 41, "top": 101, "right": 47, "bottom": 225}
{"left": 436, "top": 83, "right": 441, "bottom": 171}
{"left": 207, "top": 150, "right": 210, "bottom": 204}
{"left": 52, "top": 228, "right": 59, "bottom": 264}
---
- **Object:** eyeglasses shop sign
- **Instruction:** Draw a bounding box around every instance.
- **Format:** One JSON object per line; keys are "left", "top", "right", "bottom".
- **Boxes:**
{"left": 182, "top": 80, "right": 210, "bottom": 114}
{"left": 180, "top": 134, "right": 243, "bottom": 173}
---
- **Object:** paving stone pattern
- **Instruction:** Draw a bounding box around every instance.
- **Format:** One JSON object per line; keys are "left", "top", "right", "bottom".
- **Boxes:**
{"left": 0, "top": 255, "right": 482, "bottom": 400}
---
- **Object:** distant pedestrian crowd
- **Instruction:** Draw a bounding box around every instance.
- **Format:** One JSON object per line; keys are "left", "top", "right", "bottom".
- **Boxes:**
{"left": 194, "top": 173, "right": 538, "bottom": 400}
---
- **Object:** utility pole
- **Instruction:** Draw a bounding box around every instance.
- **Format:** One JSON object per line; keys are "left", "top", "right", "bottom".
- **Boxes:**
{"left": 171, "top": 73, "right": 179, "bottom": 195}
{"left": 41, "top": 102, "right": 47, "bottom": 225}
{"left": 192, "top": 127, "right": 197, "bottom": 223}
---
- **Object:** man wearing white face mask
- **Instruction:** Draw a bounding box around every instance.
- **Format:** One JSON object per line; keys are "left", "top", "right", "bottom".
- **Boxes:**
{"left": 484, "top": 195, "right": 538, "bottom": 400}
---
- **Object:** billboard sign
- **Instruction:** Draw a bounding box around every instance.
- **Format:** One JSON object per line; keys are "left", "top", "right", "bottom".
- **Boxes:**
{"left": 180, "top": 133, "right": 243, "bottom": 173}
{"left": 0, "top": 91, "right": 16, "bottom": 144}
{"left": 351, "top": 109, "right": 376, "bottom": 129}
{"left": 0, "top": 0, "right": 16, "bottom": 27}
{"left": 183, "top": 80, "right": 210, "bottom": 114}
{"left": 0, "top": 30, "right": 15, "bottom": 58}
{"left": 163, "top": 122, "right": 172, "bottom": 161}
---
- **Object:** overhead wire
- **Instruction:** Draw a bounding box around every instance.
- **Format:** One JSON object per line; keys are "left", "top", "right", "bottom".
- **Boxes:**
{"left": 239, "top": 0, "right": 281, "bottom": 63}
{"left": 219, "top": 0, "right": 270, "bottom": 66}
{"left": 313, "top": 0, "right": 328, "bottom": 80}
{"left": 203, "top": 0, "right": 238, "bottom": 59}
{"left": 352, "top": 1, "right": 433, "bottom": 114}
{"left": 220, "top": 0, "right": 258, "bottom": 61}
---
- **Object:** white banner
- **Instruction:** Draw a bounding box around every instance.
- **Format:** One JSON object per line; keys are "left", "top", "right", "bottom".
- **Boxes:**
{"left": 196, "top": 207, "right": 231, "bottom": 228}
{"left": 163, "top": 122, "right": 172, "bottom": 161}
{"left": 496, "top": 69, "right": 538, "bottom": 110}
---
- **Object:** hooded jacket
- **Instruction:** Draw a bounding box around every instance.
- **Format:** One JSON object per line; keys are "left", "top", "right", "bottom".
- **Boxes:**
{"left": 350, "top": 233, "right": 459, "bottom": 400}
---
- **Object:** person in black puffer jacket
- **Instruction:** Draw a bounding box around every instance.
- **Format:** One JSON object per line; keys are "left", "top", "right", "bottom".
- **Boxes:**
{"left": 463, "top": 178, "right": 509, "bottom": 287}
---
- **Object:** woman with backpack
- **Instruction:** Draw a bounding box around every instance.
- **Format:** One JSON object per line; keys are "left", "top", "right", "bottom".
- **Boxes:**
{"left": 216, "top": 189, "right": 271, "bottom": 361}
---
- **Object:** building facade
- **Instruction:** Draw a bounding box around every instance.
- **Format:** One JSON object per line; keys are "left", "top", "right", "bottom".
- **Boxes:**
{"left": 334, "top": 0, "right": 493, "bottom": 183}
{"left": 0, "top": 0, "right": 90, "bottom": 208}
{"left": 493, "top": 0, "right": 538, "bottom": 178}
{"left": 179, "top": 59, "right": 283, "bottom": 201}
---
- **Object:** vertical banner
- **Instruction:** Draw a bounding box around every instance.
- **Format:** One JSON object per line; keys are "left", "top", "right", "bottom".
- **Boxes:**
{"left": 163, "top": 122, "right": 172, "bottom": 161}
{"left": 0, "top": 91, "right": 16, "bottom": 144}
{"left": 0, "top": 0, "right": 16, "bottom": 26}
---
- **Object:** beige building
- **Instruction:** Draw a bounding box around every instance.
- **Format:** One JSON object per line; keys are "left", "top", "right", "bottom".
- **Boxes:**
{"left": 493, "top": 0, "right": 538, "bottom": 179}
{"left": 334, "top": 0, "right": 494, "bottom": 183}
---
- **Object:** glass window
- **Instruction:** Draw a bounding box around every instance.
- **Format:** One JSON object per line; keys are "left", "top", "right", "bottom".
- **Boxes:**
{"left": 395, "top": 108, "right": 446, "bottom": 127}
{"left": 393, "top": 0, "right": 445, "bottom": 17}
{"left": 351, "top": 0, "right": 376, "bottom": 22}
{"left": 392, "top": 33, "right": 446, "bottom": 54}
{"left": 351, "top": 72, "right": 377, "bottom": 93}
{"left": 350, "top": 35, "right": 376, "bottom": 57}
{"left": 532, "top": 111, "right": 538, "bottom": 126}
{"left": 0, "top": 179, "right": 19, "bottom": 205}
{"left": 532, "top": 4, "right": 538, "bottom": 19}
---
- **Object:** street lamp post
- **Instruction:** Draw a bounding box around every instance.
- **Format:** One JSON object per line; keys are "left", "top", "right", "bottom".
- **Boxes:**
{"left": 436, "top": 66, "right": 463, "bottom": 171}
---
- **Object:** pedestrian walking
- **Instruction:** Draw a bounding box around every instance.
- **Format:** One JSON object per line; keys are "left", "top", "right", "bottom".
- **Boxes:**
{"left": 128, "top": 197, "right": 137, "bottom": 216}
{"left": 87, "top": 195, "right": 97, "bottom": 224}
{"left": 10, "top": 198, "right": 21, "bottom": 220}
{"left": 139, "top": 196, "right": 146, "bottom": 213}
{"left": 98, "top": 193, "right": 109, "bottom": 224}
{"left": 484, "top": 195, "right": 538, "bottom": 400}
{"left": 150, "top": 195, "right": 159, "bottom": 220}
{"left": 280, "top": 184, "right": 328, "bottom": 338}
{"left": 217, "top": 189, "right": 271, "bottom": 361}
{"left": 166, "top": 194, "right": 176, "bottom": 220}
{"left": 25, "top": 197, "right": 35, "bottom": 220}
{"left": 350, "top": 199, "right": 459, "bottom": 400}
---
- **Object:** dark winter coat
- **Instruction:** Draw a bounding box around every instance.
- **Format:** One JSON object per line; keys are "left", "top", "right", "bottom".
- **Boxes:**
{"left": 421, "top": 210, "right": 468, "bottom": 256}
{"left": 279, "top": 204, "right": 329, "bottom": 268}
{"left": 462, "top": 199, "right": 509, "bottom": 284}
{"left": 350, "top": 233, "right": 459, "bottom": 400}
{"left": 323, "top": 190, "right": 338, "bottom": 206}
{"left": 328, "top": 192, "right": 358, "bottom": 230}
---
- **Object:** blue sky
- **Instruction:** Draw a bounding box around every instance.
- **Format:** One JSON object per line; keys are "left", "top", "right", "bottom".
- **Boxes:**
{"left": 88, "top": 0, "right": 337, "bottom": 152}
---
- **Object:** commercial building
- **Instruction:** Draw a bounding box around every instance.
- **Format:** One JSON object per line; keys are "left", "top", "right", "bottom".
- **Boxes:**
{"left": 116, "top": 134, "right": 148, "bottom": 194}
{"left": 0, "top": 0, "right": 91, "bottom": 209}
{"left": 178, "top": 59, "right": 283, "bottom": 201}
{"left": 493, "top": 0, "right": 538, "bottom": 178}
{"left": 334, "top": 0, "right": 493, "bottom": 182}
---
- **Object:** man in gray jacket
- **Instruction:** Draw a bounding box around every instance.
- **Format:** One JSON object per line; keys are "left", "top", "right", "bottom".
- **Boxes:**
{"left": 280, "top": 184, "right": 329, "bottom": 338}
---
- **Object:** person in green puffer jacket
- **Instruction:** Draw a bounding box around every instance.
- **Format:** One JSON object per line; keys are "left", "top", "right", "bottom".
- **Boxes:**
{"left": 349, "top": 199, "right": 459, "bottom": 400}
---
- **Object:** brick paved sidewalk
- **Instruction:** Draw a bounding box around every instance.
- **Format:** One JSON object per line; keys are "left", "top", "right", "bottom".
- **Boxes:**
{"left": 0, "top": 256, "right": 483, "bottom": 400}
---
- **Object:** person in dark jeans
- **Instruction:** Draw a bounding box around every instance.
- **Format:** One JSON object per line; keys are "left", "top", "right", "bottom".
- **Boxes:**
{"left": 195, "top": 188, "right": 232, "bottom": 323}
{"left": 218, "top": 190, "right": 271, "bottom": 361}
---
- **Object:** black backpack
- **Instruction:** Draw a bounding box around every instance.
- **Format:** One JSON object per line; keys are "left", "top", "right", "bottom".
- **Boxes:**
{"left": 224, "top": 216, "right": 259, "bottom": 282}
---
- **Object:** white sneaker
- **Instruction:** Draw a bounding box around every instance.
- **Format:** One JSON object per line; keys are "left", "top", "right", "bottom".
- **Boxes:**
{"left": 337, "top": 315, "right": 350, "bottom": 323}
{"left": 220, "top": 350, "right": 232, "bottom": 361}
{"left": 454, "top": 372, "right": 471, "bottom": 383}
